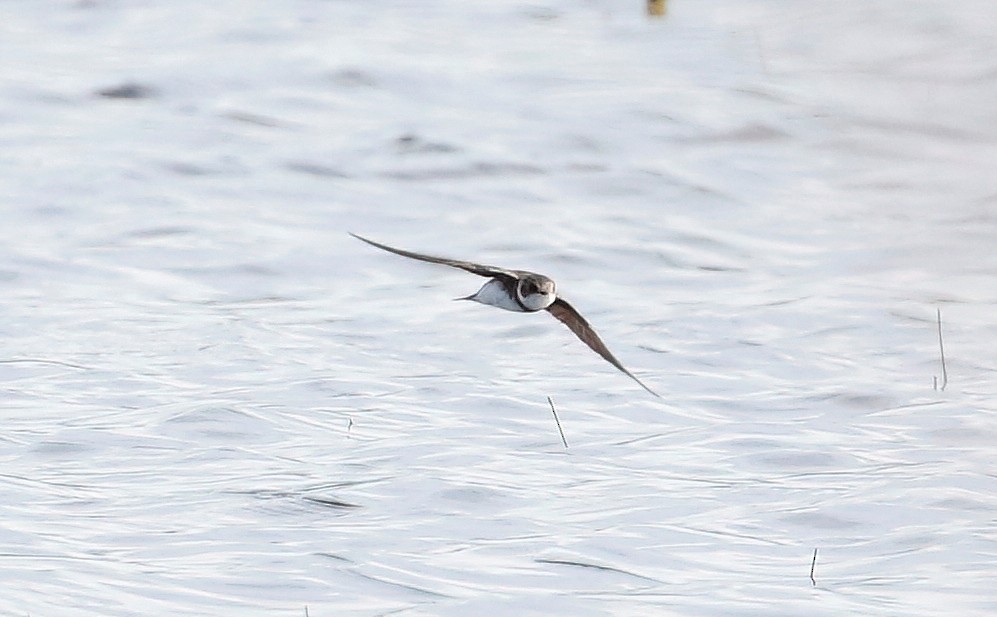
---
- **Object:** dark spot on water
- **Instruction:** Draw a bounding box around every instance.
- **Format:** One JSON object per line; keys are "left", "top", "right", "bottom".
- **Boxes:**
{"left": 222, "top": 110, "right": 285, "bottom": 128}
{"left": 565, "top": 162, "right": 607, "bottom": 173}
{"left": 164, "top": 162, "right": 210, "bottom": 176}
{"left": 329, "top": 68, "right": 378, "bottom": 88}
{"left": 782, "top": 511, "right": 860, "bottom": 530}
{"left": 304, "top": 495, "right": 361, "bottom": 509}
{"left": 127, "top": 226, "right": 193, "bottom": 239}
{"left": 535, "top": 558, "right": 661, "bottom": 584}
{"left": 285, "top": 161, "right": 350, "bottom": 178}
{"left": 384, "top": 161, "right": 544, "bottom": 181}
{"left": 160, "top": 157, "right": 247, "bottom": 177}
{"left": 522, "top": 7, "right": 560, "bottom": 21}
{"left": 33, "top": 440, "right": 93, "bottom": 456}
{"left": 395, "top": 133, "right": 459, "bottom": 154}
{"left": 96, "top": 82, "right": 156, "bottom": 100}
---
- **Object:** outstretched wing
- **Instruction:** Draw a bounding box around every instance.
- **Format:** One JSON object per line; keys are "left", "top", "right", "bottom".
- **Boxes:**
{"left": 351, "top": 233, "right": 518, "bottom": 281}
{"left": 546, "top": 297, "right": 660, "bottom": 397}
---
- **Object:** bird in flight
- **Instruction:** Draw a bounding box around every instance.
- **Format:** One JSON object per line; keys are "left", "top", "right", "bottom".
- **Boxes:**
{"left": 351, "top": 233, "right": 659, "bottom": 397}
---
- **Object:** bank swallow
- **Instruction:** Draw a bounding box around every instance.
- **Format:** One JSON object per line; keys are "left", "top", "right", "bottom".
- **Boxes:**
{"left": 351, "top": 233, "right": 658, "bottom": 397}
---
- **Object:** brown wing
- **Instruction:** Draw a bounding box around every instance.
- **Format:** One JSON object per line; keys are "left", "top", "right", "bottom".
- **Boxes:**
{"left": 546, "top": 297, "right": 660, "bottom": 397}
{"left": 351, "top": 233, "right": 518, "bottom": 281}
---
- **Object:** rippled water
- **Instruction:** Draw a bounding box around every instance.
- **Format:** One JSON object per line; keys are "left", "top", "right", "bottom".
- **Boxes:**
{"left": 2, "top": 1, "right": 995, "bottom": 615}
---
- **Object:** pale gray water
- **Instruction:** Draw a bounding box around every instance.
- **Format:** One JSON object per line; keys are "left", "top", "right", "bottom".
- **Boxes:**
{"left": 2, "top": 1, "right": 995, "bottom": 615}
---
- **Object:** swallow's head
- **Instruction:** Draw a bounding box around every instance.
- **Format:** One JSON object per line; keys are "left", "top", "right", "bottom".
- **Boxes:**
{"left": 517, "top": 274, "right": 556, "bottom": 311}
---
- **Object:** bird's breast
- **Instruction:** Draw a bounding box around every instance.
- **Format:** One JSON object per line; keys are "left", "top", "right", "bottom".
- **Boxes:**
{"left": 468, "top": 279, "right": 526, "bottom": 312}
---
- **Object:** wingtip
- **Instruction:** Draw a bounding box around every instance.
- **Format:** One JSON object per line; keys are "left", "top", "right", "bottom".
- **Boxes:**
{"left": 349, "top": 232, "right": 376, "bottom": 246}
{"left": 621, "top": 366, "right": 660, "bottom": 398}
{"left": 635, "top": 377, "right": 661, "bottom": 398}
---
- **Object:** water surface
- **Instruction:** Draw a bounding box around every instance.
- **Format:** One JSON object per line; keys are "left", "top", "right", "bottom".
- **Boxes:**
{"left": 2, "top": 1, "right": 995, "bottom": 615}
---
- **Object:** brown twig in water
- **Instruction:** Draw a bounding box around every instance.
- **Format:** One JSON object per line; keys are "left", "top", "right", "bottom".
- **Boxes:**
{"left": 810, "top": 547, "right": 818, "bottom": 586}
{"left": 547, "top": 396, "right": 568, "bottom": 449}
{"left": 934, "top": 308, "right": 948, "bottom": 391}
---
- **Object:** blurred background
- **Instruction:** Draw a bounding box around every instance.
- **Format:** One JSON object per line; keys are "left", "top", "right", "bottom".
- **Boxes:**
{"left": 2, "top": 1, "right": 995, "bottom": 615}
